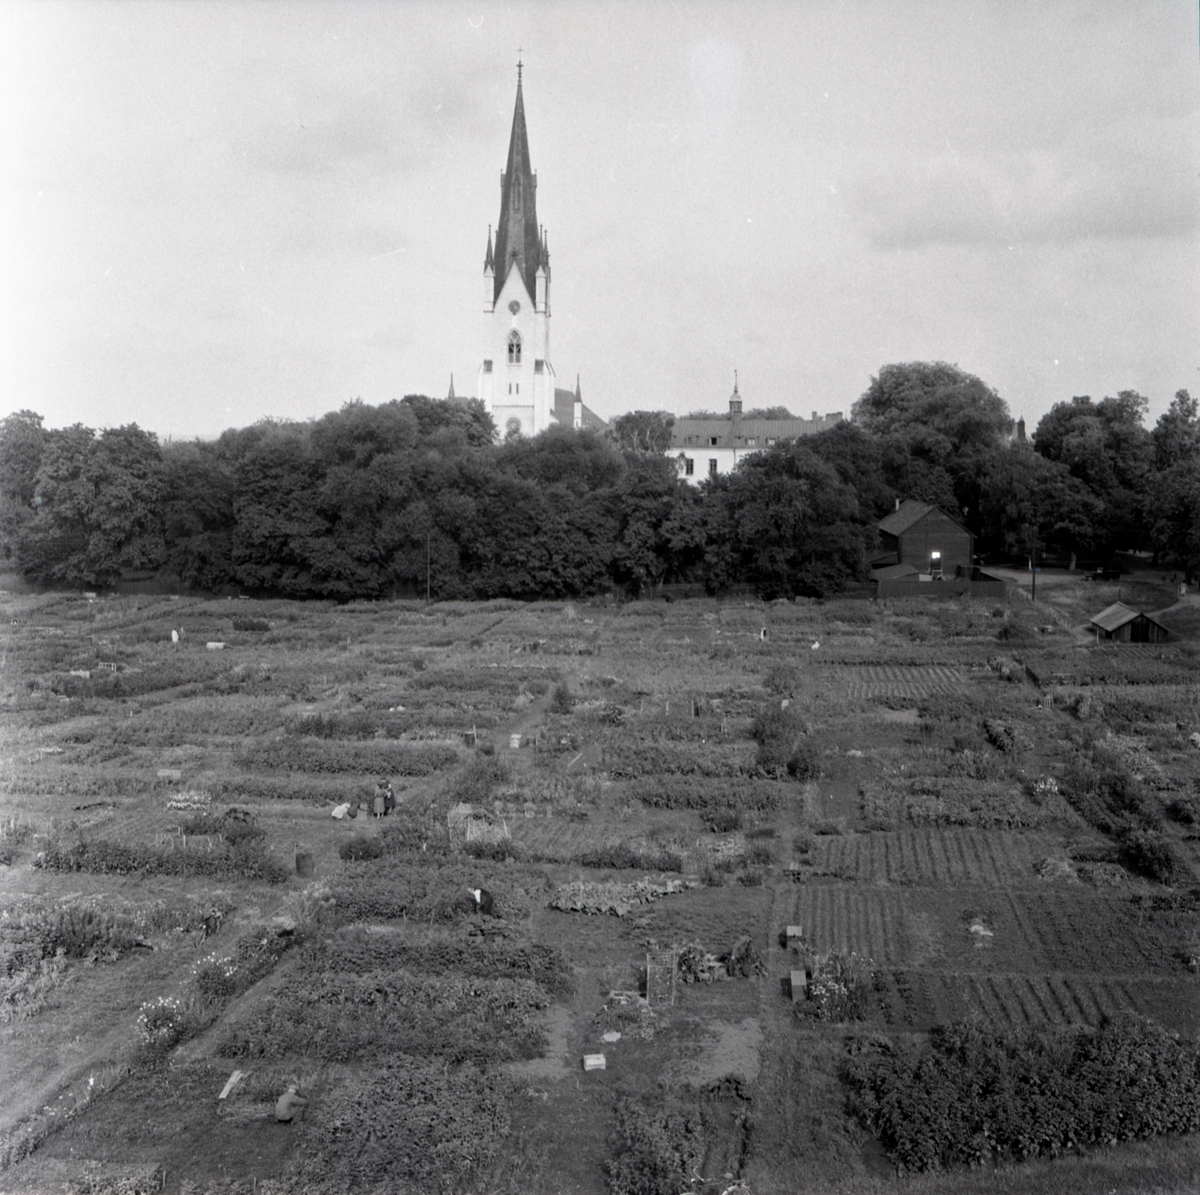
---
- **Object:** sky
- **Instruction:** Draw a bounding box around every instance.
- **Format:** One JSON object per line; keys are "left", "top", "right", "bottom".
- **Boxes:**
{"left": 2, "top": 0, "right": 1197, "bottom": 441}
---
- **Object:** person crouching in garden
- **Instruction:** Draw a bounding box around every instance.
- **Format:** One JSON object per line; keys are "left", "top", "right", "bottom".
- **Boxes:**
{"left": 275, "top": 1084, "right": 307, "bottom": 1124}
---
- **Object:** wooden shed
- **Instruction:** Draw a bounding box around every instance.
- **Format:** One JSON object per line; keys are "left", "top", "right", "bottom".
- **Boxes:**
{"left": 874, "top": 500, "right": 973, "bottom": 578}
{"left": 1088, "top": 602, "right": 1169, "bottom": 643}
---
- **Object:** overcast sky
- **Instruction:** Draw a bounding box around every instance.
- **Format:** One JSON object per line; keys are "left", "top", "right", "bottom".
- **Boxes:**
{"left": 3, "top": 0, "right": 1197, "bottom": 441}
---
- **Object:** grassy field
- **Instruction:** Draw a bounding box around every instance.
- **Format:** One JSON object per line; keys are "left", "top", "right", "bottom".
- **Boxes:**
{"left": 0, "top": 577, "right": 1198, "bottom": 1194}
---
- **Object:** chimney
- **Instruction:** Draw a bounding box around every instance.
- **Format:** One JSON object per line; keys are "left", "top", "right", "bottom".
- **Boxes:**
{"left": 812, "top": 411, "right": 818, "bottom": 423}
{"left": 895, "top": 498, "right": 901, "bottom": 512}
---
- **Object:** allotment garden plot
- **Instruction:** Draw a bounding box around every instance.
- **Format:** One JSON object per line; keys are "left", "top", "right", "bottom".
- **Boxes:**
{"left": 0, "top": 587, "right": 1197, "bottom": 1195}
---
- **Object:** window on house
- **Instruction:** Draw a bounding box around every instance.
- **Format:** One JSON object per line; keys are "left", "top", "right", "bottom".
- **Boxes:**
{"left": 766, "top": 437, "right": 776, "bottom": 446}
{"left": 708, "top": 459, "right": 718, "bottom": 478}
{"left": 534, "top": 359, "right": 544, "bottom": 373}
{"left": 483, "top": 360, "right": 493, "bottom": 373}
{"left": 709, "top": 436, "right": 719, "bottom": 446}
{"left": 684, "top": 457, "right": 694, "bottom": 476}
{"left": 508, "top": 332, "right": 522, "bottom": 364}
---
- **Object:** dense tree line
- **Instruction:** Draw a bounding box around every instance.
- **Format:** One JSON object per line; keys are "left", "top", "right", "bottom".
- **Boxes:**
{"left": 2, "top": 366, "right": 1196, "bottom": 599}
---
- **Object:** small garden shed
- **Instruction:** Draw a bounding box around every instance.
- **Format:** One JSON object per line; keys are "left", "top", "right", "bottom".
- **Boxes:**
{"left": 874, "top": 500, "right": 973, "bottom": 578}
{"left": 1088, "top": 602, "right": 1169, "bottom": 643}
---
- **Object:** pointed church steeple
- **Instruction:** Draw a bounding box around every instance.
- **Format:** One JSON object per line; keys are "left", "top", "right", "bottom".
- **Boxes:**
{"left": 484, "top": 226, "right": 494, "bottom": 272}
{"left": 492, "top": 62, "right": 542, "bottom": 305}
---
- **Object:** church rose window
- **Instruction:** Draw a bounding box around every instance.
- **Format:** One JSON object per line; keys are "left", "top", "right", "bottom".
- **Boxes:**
{"left": 508, "top": 332, "right": 522, "bottom": 364}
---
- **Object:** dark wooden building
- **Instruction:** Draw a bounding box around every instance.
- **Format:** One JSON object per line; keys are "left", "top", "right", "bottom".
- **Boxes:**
{"left": 1089, "top": 602, "right": 1169, "bottom": 643}
{"left": 873, "top": 500, "right": 974, "bottom": 578}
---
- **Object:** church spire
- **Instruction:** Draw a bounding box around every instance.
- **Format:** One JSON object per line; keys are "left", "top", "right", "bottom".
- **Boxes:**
{"left": 492, "top": 62, "right": 542, "bottom": 304}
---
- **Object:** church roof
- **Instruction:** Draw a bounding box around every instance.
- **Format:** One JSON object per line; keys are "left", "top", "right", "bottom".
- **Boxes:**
{"left": 553, "top": 386, "right": 608, "bottom": 431}
{"left": 492, "top": 68, "right": 543, "bottom": 305}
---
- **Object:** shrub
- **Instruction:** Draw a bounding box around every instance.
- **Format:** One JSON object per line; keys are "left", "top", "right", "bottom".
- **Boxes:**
{"left": 1166, "top": 795, "right": 1199, "bottom": 825}
{"left": 704, "top": 808, "right": 742, "bottom": 833}
{"left": 339, "top": 834, "right": 385, "bottom": 862}
{"left": 550, "top": 683, "right": 575, "bottom": 714}
{"left": 787, "top": 741, "right": 821, "bottom": 780}
{"left": 1121, "top": 831, "right": 1185, "bottom": 884}
{"left": 231, "top": 616, "right": 270, "bottom": 632}
{"left": 751, "top": 704, "right": 812, "bottom": 779}
{"left": 606, "top": 1093, "right": 704, "bottom": 1195}
{"left": 843, "top": 1015, "right": 1200, "bottom": 1173}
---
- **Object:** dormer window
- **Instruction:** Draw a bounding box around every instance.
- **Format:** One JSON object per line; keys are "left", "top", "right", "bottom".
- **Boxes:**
{"left": 709, "top": 436, "right": 719, "bottom": 447}
{"left": 507, "top": 331, "right": 522, "bottom": 364}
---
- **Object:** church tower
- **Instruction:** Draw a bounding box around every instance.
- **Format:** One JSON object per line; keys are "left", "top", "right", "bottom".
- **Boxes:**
{"left": 477, "top": 62, "right": 556, "bottom": 437}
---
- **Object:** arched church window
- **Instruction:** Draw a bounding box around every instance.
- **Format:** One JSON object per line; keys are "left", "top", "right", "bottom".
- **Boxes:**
{"left": 507, "top": 332, "right": 522, "bottom": 365}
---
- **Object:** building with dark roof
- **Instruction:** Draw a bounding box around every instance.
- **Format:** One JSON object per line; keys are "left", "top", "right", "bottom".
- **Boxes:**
{"left": 668, "top": 378, "right": 843, "bottom": 483}
{"left": 872, "top": 499, "right": 973, "bottom": 578}
{"left": 1088, "top": 602, "right": 1169, "bottom": 643}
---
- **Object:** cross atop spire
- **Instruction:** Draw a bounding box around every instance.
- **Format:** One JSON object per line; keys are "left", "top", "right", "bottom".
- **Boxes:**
{"left": 517, "top": 49, "right": 523, "bottom": 84}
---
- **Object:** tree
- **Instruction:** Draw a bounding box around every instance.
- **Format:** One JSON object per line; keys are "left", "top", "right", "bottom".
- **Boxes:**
{"left": 976, "top": 446, "right": 1102, "bottom": 564}
{"left": 805, "top": 422, "right": 897, "bottom": 520}
{"left": 0, "top": 410, "right": 47, "bottom": 561}
{"left": 851, "top": 361, "right": 1012, "bottom": 522}
{"left": 713, "top": 444, "right": 873, "bottom": 598}
{"left": 161, "top": 440, "right": 238, "bottom": 590}
{"left": 1151, "top": 389, "right": 1200, "bottom": 471}
{"left": 17, "top": 423, "right": 166, "bottom": 586}
{"left": 1033, "top": 393, "right": 1152, "bottom": 552}
{"left": 852, "top": 362, "right": 1012, "bottom": 459}
{"left": 609, "top": 411, "right": 676, "bottom": 454}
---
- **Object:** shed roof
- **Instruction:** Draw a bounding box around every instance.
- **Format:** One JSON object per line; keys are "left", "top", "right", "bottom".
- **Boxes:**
{"left": 1089, "top": 602, "right": 1144, "bottom": 633}
{"left": 871, "top": 562, "right": 920, "bottom": 581}
{"left": 879, "top": 499, "right": 969, "bottom": 538}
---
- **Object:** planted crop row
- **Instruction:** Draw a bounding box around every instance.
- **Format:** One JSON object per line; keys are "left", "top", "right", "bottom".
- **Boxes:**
{"left": 234, "top": 739, "right": 458, "bottom": 775}
{"left": 859, "top": 778, "right": 1071, "bottom": 832}
{"left": 308, "top": 930, "right": 573, "bottom": 996}
{"left": 35, "top": 837, "right": 290, "bottom": 884}
{"left": 786, "top": 886, "right": 909, "bottom": 965}
{"left": 218, "top": 969, "right": 548, "bottom": 1065}
{"left": 603, "top": 741, "right": 757, "bottom": 779}
{"left": 812, "top": 829, "right": 1054, "bottom": 887}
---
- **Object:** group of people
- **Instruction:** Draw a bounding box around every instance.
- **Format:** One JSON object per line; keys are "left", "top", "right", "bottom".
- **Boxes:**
{"left": 372, "top": 779, "right": 395, "bottom": 818}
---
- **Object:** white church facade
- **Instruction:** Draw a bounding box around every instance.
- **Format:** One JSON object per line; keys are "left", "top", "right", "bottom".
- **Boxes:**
{"left": 476, "top": 65, "right": 605, "bottom": 438}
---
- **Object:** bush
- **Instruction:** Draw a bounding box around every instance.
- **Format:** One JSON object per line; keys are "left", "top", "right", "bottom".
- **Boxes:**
{"left": 704, "top": 808, "right": 742, "bottom": 833}
{"left": 231, "top": 616, "right": 270, "bottom": 632}
{"left": 550, "top": 683, "right": 575, "bottom": 714}
{"left": 1121, "top": 831, "right": 1185, "bottom": 884}
{"left": 751, "top": 704, "right": 812, "bottom": 779}
{"left": 606, "top": 1093, "right": 704, "bottom": 1195}
{"left": 843, "top": 1016, "right": 1200, "bottom": 1172}
{"left": 787, "top": 741, "right": 821, "bottom": 780}
{"left": 1166, "top": 795, "right": 1199, "bottom": 825}
{"left": 339, "top": 834, "right": 385, "bottom": 862}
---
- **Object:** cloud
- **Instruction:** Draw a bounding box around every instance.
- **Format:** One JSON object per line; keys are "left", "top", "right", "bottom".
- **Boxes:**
{"left": 851, "top": 118, "right": 1200, "bottom": 248}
